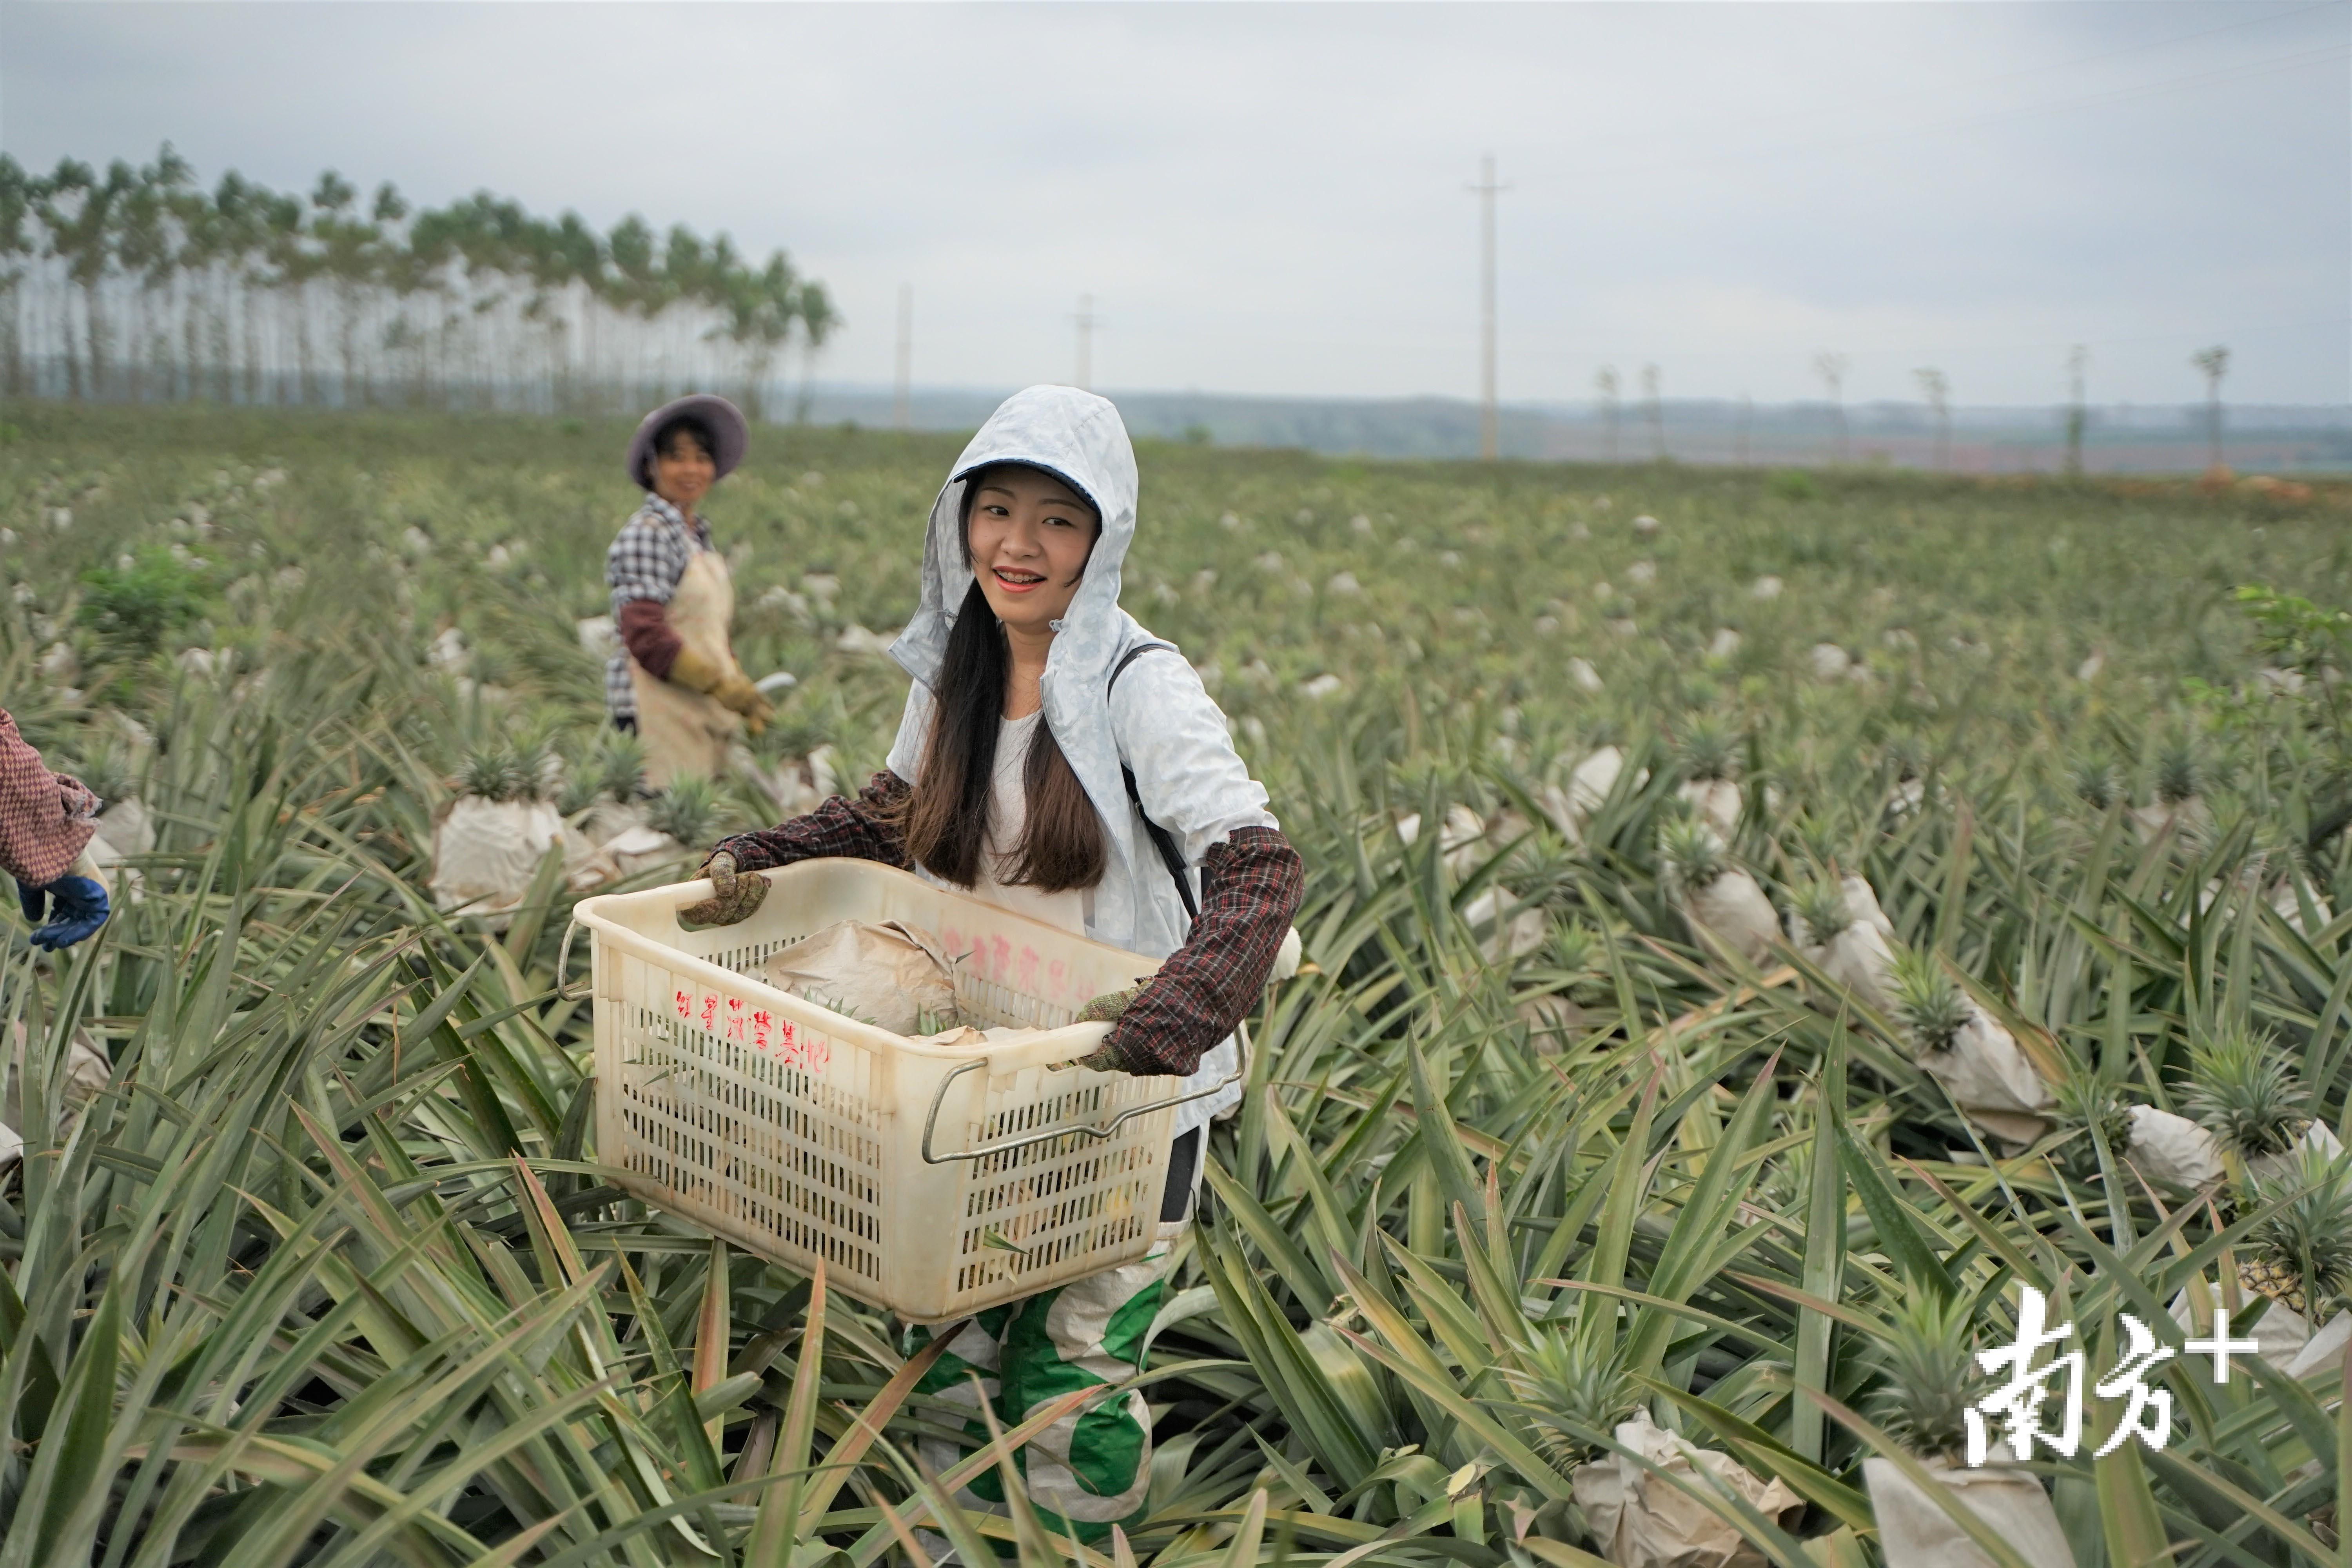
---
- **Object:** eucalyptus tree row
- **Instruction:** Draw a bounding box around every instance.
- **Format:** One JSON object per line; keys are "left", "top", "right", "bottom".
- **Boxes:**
{"left": 0, "top": 143, "right": 840, "bottom": 419}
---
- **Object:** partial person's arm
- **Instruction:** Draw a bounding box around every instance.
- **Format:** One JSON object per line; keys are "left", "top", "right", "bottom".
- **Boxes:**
{"left": 680, "top": 771, "right": 912, "bottom": 926}
{"left": 0, "top": 710, "right": 98, "bottom": 886}
{"left": 711, "top": 770, "right": 913, "bottom": 873}
{"left": 606, "top": 513, "right": 687, "bottom": 679}
{"left": 1076, "top": 646, "right": 1303, "bottom": 1075}
{"left": 1084, "top": 825, "right": 1303, "bottom": 1076}
{"left": 615, "top": 599, "right": 682, "bottom": 681}
{"left": 0, "top": 709, "right": 112, "bottom": 951}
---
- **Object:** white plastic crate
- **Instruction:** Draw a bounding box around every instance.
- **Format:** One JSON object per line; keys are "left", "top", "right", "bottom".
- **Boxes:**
{"left": 568, "top": 860, "right": 1192, "bottom": 1322}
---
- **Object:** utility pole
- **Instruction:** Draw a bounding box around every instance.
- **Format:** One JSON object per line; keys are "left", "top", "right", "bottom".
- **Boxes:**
{"left": 2063, "top": 344, "right": 2087, "bottom": 477}
{"left": 1815, "top": 351, "right": 1851, "bottom": 464}
{"left": 1073, "top": 294, "right": 1098, "bottom": 393}
{"left": 893, "top": 284, "right": 912, "bottom": 432}
{"left": 1915, "top": 367, "right": 1951, "bottom": 472}
{"left": 2192, "top": 345, "right": 2229, "bottom": 474}
{"left": 1467, "top": 155, "right": 1509, "bottom": 460}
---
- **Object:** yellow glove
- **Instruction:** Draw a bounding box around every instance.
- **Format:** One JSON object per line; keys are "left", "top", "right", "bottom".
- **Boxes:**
{"left": 666, "top": 645, "right": 726, "bottom": 695}
{"left": 668, "top": 648, "right": 773, "bottom": 734}
{"left": 711, "top": 673, "right": 775, "bottom": 731}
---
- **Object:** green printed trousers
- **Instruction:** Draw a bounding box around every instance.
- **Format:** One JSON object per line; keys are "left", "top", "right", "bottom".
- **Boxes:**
{"left": 906, "top": 1129, "right": 1201, "bottom": 1544}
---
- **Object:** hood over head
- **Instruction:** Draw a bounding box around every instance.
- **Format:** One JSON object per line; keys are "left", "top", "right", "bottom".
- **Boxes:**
{"left": 891, "top": 384, "right": 1139, "bottom": 698}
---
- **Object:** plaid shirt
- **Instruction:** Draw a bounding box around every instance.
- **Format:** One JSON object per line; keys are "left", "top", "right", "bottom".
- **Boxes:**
{"left": 714, "top": 774, "right": 1305, "bottom": 1078}
{"left": 604, "top": 493, "right": 711, "bottom": 720}
{"left": 0, "top": 708, "right": 98, "bottom": 886}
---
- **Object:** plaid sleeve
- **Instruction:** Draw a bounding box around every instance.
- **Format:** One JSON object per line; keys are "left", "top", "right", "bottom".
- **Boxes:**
{"left": 0, "top": 709, "right": 98, "bottom": 887}
{"left": 607, "top": 512, "right": 688, "bottom": 611}
{"left": 1096, "top": 825, "right": 1304, "bottom": 1077}
{"left": 710, "top": 771, "right": 913, "bottom": 873}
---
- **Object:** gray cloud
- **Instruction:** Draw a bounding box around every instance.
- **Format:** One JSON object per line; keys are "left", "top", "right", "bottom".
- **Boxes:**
{"left": 3, "top": 0, "right": 2343, "bottom": 405}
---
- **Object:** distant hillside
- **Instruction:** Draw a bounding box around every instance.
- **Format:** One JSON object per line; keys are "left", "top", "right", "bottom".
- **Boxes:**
{"left": 792, "top": 383, "right": 2352, "bottom": 474}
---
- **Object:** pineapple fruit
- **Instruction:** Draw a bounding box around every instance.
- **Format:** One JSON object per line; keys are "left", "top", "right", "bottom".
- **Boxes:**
{"left": 2238, "top": 1143, "right": 2352, "bottom": 1327}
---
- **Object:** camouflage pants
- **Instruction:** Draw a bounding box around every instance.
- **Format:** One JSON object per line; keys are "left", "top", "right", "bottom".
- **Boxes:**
{"left": 908, "top": 1129, "right": 1200, "bottom": 1544}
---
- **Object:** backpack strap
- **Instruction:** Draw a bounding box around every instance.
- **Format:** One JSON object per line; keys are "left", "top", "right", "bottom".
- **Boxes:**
{"left": 1107, "top": 641, "right": 1198, "bottom": 927}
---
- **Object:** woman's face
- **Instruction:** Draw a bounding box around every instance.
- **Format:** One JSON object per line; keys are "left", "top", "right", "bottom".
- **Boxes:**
{"left": 652, "top": 431, "right": 716, "bottom": 513}
{"left": 966, "top": 468, "right": 1099, "bottom": 637}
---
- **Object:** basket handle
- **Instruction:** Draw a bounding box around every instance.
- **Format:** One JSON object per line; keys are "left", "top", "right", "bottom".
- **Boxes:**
{"left": 556, "top": 918, "right": 592, "bottom": 1002}
{"left": 919, "top": 1024, "right": 1250, "bottom": 1165}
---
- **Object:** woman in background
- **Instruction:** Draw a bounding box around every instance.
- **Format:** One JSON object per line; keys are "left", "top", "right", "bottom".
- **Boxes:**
{"left": 604, "top": 394, "right": 772, "bottom": 786}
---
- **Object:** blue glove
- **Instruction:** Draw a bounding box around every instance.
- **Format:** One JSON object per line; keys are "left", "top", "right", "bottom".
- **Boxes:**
{"left": 19, "top": 873, "right": 109, "bottom": 951}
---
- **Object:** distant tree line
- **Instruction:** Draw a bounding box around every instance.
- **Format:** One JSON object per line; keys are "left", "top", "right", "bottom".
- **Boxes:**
{"left": 0, "top": 144, "right": 838, "bottom": 421}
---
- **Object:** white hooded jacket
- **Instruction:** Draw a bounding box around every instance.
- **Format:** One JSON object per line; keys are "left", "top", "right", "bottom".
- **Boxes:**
{"left": 884, "top": 386, "right": 1276, "bottom": 1134}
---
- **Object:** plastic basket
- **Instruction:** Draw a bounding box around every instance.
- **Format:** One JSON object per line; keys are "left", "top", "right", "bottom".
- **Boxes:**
{"left": 567, "top": 860, "right": 1203, "bottom": 1322}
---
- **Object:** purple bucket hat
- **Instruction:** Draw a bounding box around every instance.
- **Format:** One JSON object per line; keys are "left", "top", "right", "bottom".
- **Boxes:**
{"left": 627, "top": 394, "right": 750, "bottom": 490}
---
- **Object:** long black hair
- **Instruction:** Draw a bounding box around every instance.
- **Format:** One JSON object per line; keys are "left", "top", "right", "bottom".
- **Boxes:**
{"left": 895, "top": 466, "right": 1105, "bottom": 891}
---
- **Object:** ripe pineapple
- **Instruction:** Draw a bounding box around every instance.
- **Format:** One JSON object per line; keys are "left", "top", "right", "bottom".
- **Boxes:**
{"left": 2239, "top": 1144, "right": 2352, "bottom": 1325}
{"left": 1890, "top": 948, "right": 1970, "bottom": 1055}
{"left": 2178, "top": 1024, "right": 2308, "bottom": 1164}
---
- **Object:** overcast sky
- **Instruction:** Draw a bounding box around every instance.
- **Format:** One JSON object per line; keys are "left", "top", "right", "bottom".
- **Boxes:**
{"left": 3, "top": 1, "right": 2345, "bottom": 407}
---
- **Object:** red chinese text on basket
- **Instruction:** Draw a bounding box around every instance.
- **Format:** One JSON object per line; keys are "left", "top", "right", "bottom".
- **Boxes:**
{"left": 673, "top": 983, "right": 831, "bottom": 1071}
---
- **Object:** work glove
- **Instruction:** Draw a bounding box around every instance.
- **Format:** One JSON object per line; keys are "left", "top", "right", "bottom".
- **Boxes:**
{"left": 1061, "top": 986, "right": 1144, "bottom": 1073}
{"left": 668, "top": 647, "right": 773, "bottom": 735}
{"left": 679, "top": 849, "right": 769, "bottom": 928}
{"left": 17, "top": 868, "right": 109, "bottom": 951}
{"left": 710, "top": 673, "right": 775, "bottom": 734}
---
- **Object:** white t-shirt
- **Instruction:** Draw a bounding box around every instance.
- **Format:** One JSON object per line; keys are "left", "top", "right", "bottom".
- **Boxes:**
{"left": 971, "top": 709, "right": 1091, "bottom": 935}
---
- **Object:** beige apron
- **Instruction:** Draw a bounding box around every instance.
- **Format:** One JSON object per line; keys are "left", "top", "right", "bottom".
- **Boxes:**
{"left": 630, "top": 548, "right": 746, "bottom": 789}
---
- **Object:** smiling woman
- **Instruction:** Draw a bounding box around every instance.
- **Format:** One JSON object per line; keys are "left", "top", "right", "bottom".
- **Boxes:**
{"left": 685, "top": 385, "right": 1306, "bottom": 1542}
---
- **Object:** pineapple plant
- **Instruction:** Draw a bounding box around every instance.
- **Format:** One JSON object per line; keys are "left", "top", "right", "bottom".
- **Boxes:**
{"left": 2238, "top": 1143, "right": 2352, "bottom": 1327}
{"left": 2070, "top": 753, "right": 2118, "bottom": 811}
{"left": 555, "top": 759, "right": 602, "bottom": 817}
{"left": 2134, "top": 735, "right": 2211, "bottom": 843}
{"left": 2051, "top": 1069, "right": 2137, "bottom": 1180}
{"left": 457, "top": 746, "right": 529, "bottom": 804}
{"left": 598, "top": 731, "right": 648, "bottom": 803}
{"left": 1860, "top": 1287, "right": 2074, "bottom": 1568}
{"left": 1677, "top": 715, "right": 1743, "bottom": 835}
{"left": 1889, "top": 948, "right": 2054, "bottom": 1145}
{"left": 647, "top": 773, "right": 720, "bottom": 848}
{"left": 1889, "top": 948, "right": 1971, "bottom": 1056}
{"left": 1659, "top": 817, "right": 1727, "bottom": 893}
{"left": 2154, "top": 738, "right": 2203, "bottom": 807}
{"left": 2178, "top": 1024, "right": 2310, "bottom": 1171}
{"left": 1862, "top": 1287, "right": 1983, "bottom": 1464}
{"left": 1502, "top": 1328, "right": 1639, "bottom": 1467}
{"left": 1661, "top": 818, "right": 1778, "bottom": 964}
{"left": 1789, "top": 875, "right": 1854, "bottom": 949}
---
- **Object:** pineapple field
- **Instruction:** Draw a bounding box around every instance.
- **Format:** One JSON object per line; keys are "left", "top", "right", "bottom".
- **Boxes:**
{"left": 1, "top": 398, "right": 2348, "bottom": 1568}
